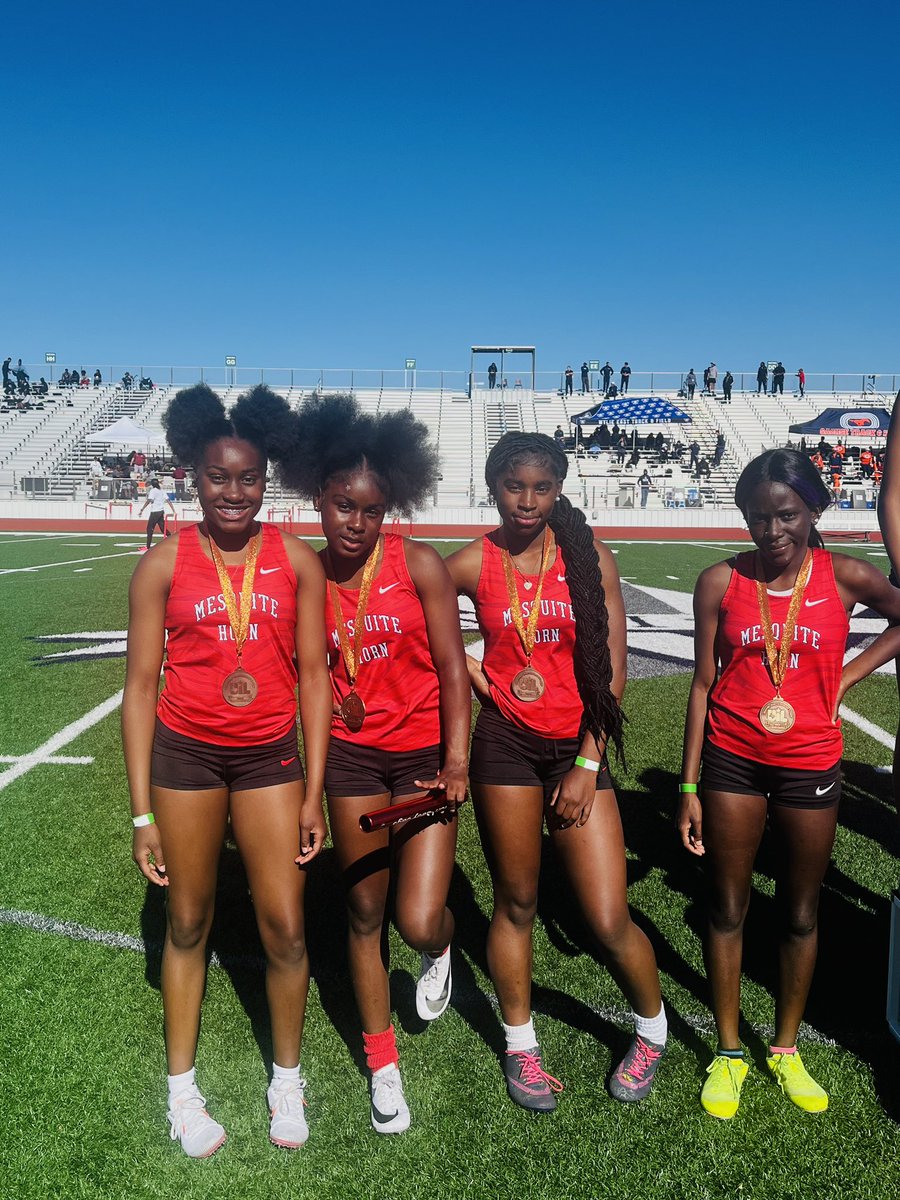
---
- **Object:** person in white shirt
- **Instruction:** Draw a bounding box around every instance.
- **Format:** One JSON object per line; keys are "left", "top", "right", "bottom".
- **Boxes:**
{"left": 139, "top": 478, "right": 176, "bottom": 551}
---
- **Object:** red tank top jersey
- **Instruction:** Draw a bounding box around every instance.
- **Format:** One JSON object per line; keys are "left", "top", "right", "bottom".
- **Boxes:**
{"left": 706, "top": 549, "right": 848, "bottom": 769}
{"left": 157, "top": 524, "right": 299, "bottom": 747}
{"left": 475, "top": 534, "right": 582, "bottom": 738}
{"left": 325, "top": 534, "right": 441, "bottom": 750}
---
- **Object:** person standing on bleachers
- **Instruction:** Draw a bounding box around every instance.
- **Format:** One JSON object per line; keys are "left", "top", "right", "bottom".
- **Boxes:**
{"left": 581, "top": 363, "right": 591, "bottom": 394}
{"left": 797, "top": 368, "right": 805, "bottom": 397}
{"left": 564, "top": 365, "right": 574, "bottom": 396}
{"left": 93, "top": 369, "right": 102, "bottom": 387}
{"left": 685, "top": 369, "right": 697, "bottom": 400}
{"left": 722, "top": 371, "right": 733, "bottom": 405}
{"left": 620, "top": 362, "right": 632, "bottom": 393}
{"left": 602, "top": 361, "right": 614, "bottom": 396}
{"left": 772, "top": 362, "right": 786, "bottom": 395}
{"left": 757, "top": 362, "right": 768, "bottom": 394}
{"left": 488, "top": 362, "right": 498, "bottom": 389}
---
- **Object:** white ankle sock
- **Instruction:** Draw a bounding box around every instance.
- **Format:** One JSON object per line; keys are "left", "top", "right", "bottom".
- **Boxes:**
{"left": 167, "top": 1067, "right": 196, "bottom": 1106}
{"left": 633, "top": 1003, "right": 667, "bottom": 1046}
{"left": 503, "top": 1019, "right": 538, "bottom": 1053}
{"left": 271, "top": 1063, "right": 301, "bottom": 1084}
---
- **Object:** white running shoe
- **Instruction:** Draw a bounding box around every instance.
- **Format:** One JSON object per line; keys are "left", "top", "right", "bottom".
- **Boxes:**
{"left": 167, "top": 1084, "right": 227, "bottom": 1158}
{"left": 268, "top": 1076, "right": 309, "bottom": 1149}
{"left": 415, "top": 945, "right": 452, "bottom": 1021}
{"left": 370, "top": 1064, "right": 411, "bottom": 1134}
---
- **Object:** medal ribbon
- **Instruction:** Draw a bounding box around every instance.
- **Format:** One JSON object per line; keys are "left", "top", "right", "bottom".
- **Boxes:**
{"left": 327, "top": 536, "right": 381, "bottom": 686}
{"left": 208, "top": 530, "right": 261, "bottom": 664}
{"left": 755, "top": 549, "right": 813, "bottom": 692}
{"left": 499, "top": 526, "right": 554, "bottom": 662}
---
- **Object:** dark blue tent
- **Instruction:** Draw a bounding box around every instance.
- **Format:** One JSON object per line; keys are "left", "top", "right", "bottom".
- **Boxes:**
{"left": 788, "top": 407, "right": 891, "bottom": 437}
{"left": 571, "top": 397, "right": 692, "bottom": 425}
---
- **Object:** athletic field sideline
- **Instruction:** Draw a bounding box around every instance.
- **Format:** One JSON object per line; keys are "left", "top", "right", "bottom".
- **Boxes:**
{"left": 2, "top": 531, "right": 899, "bottom": 1200}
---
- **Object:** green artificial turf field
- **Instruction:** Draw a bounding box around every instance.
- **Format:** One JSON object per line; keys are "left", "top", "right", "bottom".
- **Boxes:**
{"left": 2, "top": 531, "right": 899, "bottom": 1200}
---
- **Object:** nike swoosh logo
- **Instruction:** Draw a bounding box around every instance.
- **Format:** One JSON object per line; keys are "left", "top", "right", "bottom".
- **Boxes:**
{"left": 805, "top": 598, "right": 827, "bottom": 607}
{"left": 281, "top": 757, "right": 297, "bottom": 767}
{"left": 259, "top": 566, "right": 281, "bottom": 575}
{"left": 379, "top": 582, "right": 400, "bottom": 594}
{"left": 815, "top": 782, "right": 835, "bottom": 796}
{"left": 371, "top": 1105, "right": 399, "bottom": 1124}
{"left": 557, "top": 574, "right": 566, "bottom": 583}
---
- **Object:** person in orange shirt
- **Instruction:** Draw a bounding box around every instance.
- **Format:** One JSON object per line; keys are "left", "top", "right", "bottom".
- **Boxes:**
{"left": 860, "top": 448, "right": 874, "bottom": 479}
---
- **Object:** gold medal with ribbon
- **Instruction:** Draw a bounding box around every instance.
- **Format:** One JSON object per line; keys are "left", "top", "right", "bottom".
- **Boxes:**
{"left": 500, "top": 526, "right": 554, "bottom": 702}
{"left": 327, "top": 536, "right": 382, "bottom": 731}
{"left": 755, "top": 548, "right": 813, "bottom": 733}
{"left": 208, "top": 529, "right": 262, "bottom": 707}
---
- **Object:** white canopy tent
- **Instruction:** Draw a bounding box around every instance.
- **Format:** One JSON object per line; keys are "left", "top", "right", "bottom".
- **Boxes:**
{"left": 83, "top": 416, "right": 167, "bottom": 447}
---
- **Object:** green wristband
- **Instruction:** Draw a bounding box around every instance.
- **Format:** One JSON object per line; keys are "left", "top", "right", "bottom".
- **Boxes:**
{"left": 132, "top": 812, "right": 155, "bottom": 827}
{"left": 574, "top": 755, "right": 601, "bottom": 773}
{"left": 679, "top": 783, "right": 698, "bottom": 794}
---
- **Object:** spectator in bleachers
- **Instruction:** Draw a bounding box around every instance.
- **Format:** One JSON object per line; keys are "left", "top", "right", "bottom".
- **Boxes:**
{"left": 713, "top": 431, "right": 726, "bottom": 467}
{"left": 772, "top": 362, "right": 786, "bottom": 394}
{"left": 638, "top": 469, "right": 653, "bottom": 507}
{"left": 620, "top": 362, "right": 632, "bottom": 393}
{"left": 694, "top": 456, "right": 711, "bottom": 481}
{"left": 488, "top": 361, "right": 497, "bottom": 389}
{"left": 601, "top": 361, "right": 614, "bottom": 395}
{"left": 122, "top": 371, "right": 134, "bottom": 389}
{"left": 1, "top": 357, "right": 10, "bottom": 391}
{"left": 554, "top": 425, "right": 566, "bottom": 446}
{"left": 672, "top": 439, "right": 685, "bottom": 462}
{"left": 131, "top": 449, "right": 147, "bottom": 478}
{"left": 607, "top": 381, "right": 619, "bottom": 399}
{"left": 722, "top": 370, "right": 733, "bottom": 404}
{"left": 860, "top": 447, "right": 874, "bottom": 479}
{"left": 797, "top": 367, "right": 805, "bottom": 397}
{"left": 829, "top": 448, "right": 844, "bottom": 490}
{"left": 172, "top": 463, "right": 188, "bottom": 499}
{"left": 706, "top": 363, "right": 717, "bottom": 395}
{"left": 685, "top": 369, "right": 697, "bottom": 399}
{"left": 93, "top": 369, "right": 102, "bottom": 387}
{"left": 79, "top": 370, "right": 90, "bottom": 387}
{"left": 564, "top": 365, "right": 574, "bottom": 395}
{"left": 834, "top": 440, "right": 846, "bottom": 459}
{"left": 67, "top": 367, "right": 79, "bottom": 386}
{"left": 615, "top": 432, "right": 628, "bottom": 464}
{"left": 757, "top": 361, "right": 768, "bottom": 394}
{"left": 36, "top": 377, "right": 49, "bottom": 397}
{"left": 581, "top": 362, "right": 591, "bottom": 394}
{"left": 689, "top": 440, "right": 700, "bottom": 470}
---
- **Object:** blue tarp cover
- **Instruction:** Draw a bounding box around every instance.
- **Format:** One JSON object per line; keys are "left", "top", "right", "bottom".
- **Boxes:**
{"left": 788, "top": 407, "right": 890, "bottom": 437}
{"left": 571, "top": 397, "right": 692, "bottom": 425}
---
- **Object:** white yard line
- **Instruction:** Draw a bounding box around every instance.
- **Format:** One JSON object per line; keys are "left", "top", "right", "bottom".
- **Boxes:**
{"left": 0, "top": 690, "right": 123, "bottom": 792}
{"left": 838, "top": 704, "right": 896, "bottom": 751}
{"left": 0, "top": 550, "right": 140, "bottom": 575}
{"left": 0, "top": 755, "right": 93, "bottom": 765}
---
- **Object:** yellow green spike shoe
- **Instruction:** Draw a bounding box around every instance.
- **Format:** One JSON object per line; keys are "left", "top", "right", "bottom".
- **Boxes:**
{"left": 767, "top": 1051, "right": 828, "bottom": 1113}
{"left": 700, "top": 1054, "right": 749, "bottom": 1119}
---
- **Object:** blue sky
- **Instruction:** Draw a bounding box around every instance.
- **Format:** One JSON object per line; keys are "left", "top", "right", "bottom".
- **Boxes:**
{"left": 3, "top": 0, "right": 898, "bottom": 379}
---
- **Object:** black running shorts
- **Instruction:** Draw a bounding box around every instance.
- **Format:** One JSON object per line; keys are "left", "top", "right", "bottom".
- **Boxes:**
{"left": 469, "top": 703, "right": 612, "bottom": 800}
{"left": 325, "top": 737, "right": 441, "bottom": 798}
{"left": 151, "top": 719, "right": 304, "bottom": 793}
{"left": 701, "top": 740, "right": 841, "bottom": 809}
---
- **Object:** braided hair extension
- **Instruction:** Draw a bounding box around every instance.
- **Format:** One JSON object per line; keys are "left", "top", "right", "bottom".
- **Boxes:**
{"left": 280, "top": 393, "right": 440, "bottom": 517}
{"left": 161, "top": 383, "right": 299, "bottom": 472}
{"left": 484, "top": 432, "right": 625, "bottom": 758}
{"left": 734, "top": 448, "right": 832, "bottom": 549}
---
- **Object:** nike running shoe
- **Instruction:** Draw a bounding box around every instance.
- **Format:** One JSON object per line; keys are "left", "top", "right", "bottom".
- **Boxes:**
{"left": 608, "top": 1035, "right": 664, "bottom": 1102}
{"left": 370, "top": 1064, "right": 411, "bottom": 1134}
{"left": 167, "top": 1084, "right": 227, "bottom": 1158}
{"left": 416, "top": 945, "right": 452, "bottom": 1021}
{"left": 267, "top": 1076, "right": 309, "bottom": 1148}
{"left": 503, "top": 1046, "right": 564, "bottom": 1112}
{"left": 767, "top": 1051, "right": 829, "bottom": 1113}
{"left": 700, "top": 1054, "right": 749, "bottom": 1120}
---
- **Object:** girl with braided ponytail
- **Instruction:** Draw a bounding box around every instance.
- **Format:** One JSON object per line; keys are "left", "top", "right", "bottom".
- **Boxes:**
{"left": 447, "top": 432, "right": 666, "bottom": 1111}
{"left": 123, "top": 384, "right": 331, "bottom": 1157}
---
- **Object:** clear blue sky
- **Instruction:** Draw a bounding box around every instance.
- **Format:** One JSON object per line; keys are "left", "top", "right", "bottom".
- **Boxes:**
{"left": 3, "top": 0, "right": 898, "bottom": 377}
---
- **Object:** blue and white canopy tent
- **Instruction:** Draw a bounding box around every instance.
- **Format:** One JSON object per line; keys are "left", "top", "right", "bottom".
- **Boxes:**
{"left": 570, "top": 396, "right": 692, "bottom": 426}
{"left": 788, "top": 407, "right": 891, "bottom": 439}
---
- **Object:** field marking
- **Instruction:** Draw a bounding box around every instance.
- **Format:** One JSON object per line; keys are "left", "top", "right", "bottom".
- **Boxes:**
{"left": 0, "top": 906, "right": 842, "bottom": 1046}
{"left": 839, "top": 704, "right": 896, "bottom": 751}
{"left": 0, "top": 689, "right": 123, "bottom": 792}
{"left": 0, "top": 754, "right": 93, "bottom": 765}
{"left": 0, "top": 550, "right": 140, "bottom": 575}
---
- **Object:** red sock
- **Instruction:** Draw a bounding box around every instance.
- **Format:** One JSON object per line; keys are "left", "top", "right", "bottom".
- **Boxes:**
{"left": 363, "top": 1025, "right": 398, "bottom": 1073}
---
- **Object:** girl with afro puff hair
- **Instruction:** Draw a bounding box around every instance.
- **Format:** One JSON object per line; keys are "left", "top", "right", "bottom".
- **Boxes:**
{"left": 446, "top": 432, "right": 666, "bottom": 1112}
{"left": 282, "top": 393, "right": 470, "bottom": 1135}
{"left": 122, "top": 384, "right": 331, "bottom": 1157}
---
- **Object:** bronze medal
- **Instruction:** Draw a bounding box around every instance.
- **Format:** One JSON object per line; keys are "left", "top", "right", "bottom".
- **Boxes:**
{"left": 511, "top": 666, "right": 546, "bottom": 702}
{"left": 759, "top": 696, "right": 795, "bottom": 734}
{"left": 340, "top": 690, "right": 367, "bottom": 732}
{"left": 499, "top": 527, "right": 555, "bottom": 703}
{"left": 755, "top": 549, "right": 813, "bottom": 735}
{"left": 222, "top": 667, "right": 258, "bottom": 707}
